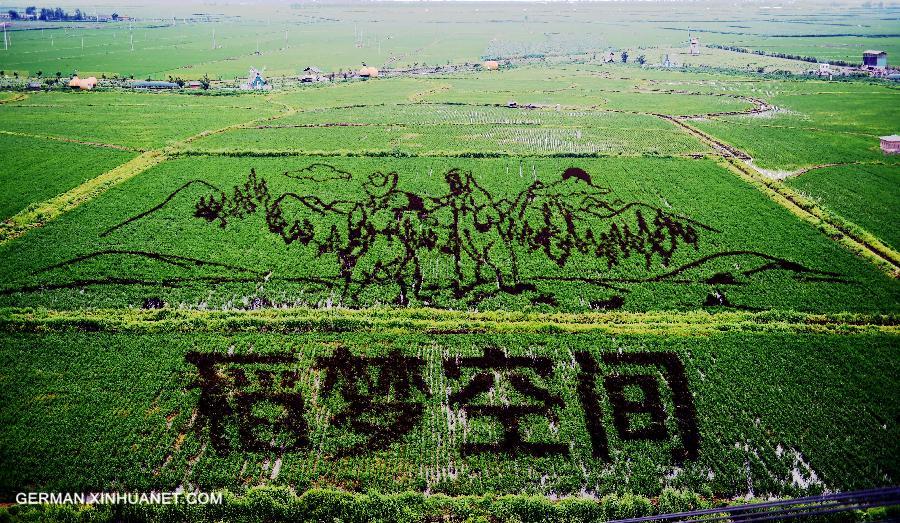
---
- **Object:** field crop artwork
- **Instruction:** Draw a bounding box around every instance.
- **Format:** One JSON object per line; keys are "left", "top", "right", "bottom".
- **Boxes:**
{"left": 77, "top": 162, "right": 845, "bottom": 310}
{"left": 1, "top": 3, "right": 898, "bottom": 520}
{"left": 185, "top": 344, "right": 700, "bottom": 468}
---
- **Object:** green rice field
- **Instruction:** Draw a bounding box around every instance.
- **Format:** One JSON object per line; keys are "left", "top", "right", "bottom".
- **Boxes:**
{"left": 0, "top": 2, "right": 898, "bottom": 521}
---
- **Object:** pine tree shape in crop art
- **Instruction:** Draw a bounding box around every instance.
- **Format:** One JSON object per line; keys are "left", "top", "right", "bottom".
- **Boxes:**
{"left": 30, "top": 162, "right": 846, "bottom": 310}
{"left": 185, "top": 163, "right": 840, "bottom": 307}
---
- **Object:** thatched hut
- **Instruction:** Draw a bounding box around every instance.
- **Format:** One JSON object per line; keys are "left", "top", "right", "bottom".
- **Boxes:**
{"left": 67, "top": 76, "right": 97, "bottom": 90}
{"left": 358, "top": 66, "right": 379, "bottom": 78}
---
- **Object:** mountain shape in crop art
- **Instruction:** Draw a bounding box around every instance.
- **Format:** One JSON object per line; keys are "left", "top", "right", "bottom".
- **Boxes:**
{"left": 15, "top": 163, "right": 846, "bottom": 309}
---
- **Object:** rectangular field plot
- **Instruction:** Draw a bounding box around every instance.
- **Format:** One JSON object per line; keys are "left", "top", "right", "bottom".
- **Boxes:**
{"left": 0, "top": 330, "right": 896, "bottom": 497}
{"left": 413, "top": 76, "right": 754, "bottom": 116}
{"left": 190, "top": 108, "right": 709, "bottom": 156}
{"left": 0, "top": 133, "right": 135, "bottom": 220}
{"left": 787, "top": 164, "right": 900, "bottom": 251}
{"left": 269, "top": 105, "right": 679, "bottom": 127}
{"left": 692, "top": 114, "right": 896, "bottom": 172}
{"left": 0, "top": 91, "right": 282, "bottom": 150}
{"left": 0, "top": 155, "right": 896, "bottom": 312}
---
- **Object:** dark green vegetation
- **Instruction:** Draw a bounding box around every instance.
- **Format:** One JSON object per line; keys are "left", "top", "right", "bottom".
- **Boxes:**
{"left": 4, "top": 486, "right": 897, "bottom": 523}
{"left": 0, "top": 328, "right": 896, "bottom": 498}
{"left": 0, "top": 155, "right": 897, "bottom": 312}
{"left": 0, "top": 66, "right": 896, "bottom": 314}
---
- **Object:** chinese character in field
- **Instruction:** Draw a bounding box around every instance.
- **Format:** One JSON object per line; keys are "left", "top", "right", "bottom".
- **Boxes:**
{"left": 444, "top": 346, "right": 567, "bottom": 456}
{"left": 574, "top": 351, "right": 699, "bottom": 463}
{"left": 315, "top": 347, "right": 430, "bottom": 455}
{"left": 186, "top": 352, "right": 309, "bottom": 456}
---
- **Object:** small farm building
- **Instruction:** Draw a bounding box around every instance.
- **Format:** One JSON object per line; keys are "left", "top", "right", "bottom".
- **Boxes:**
{"left": 358, "top": 66, "right": 379, "bottom": 78}
{"left": 863, "top": 50, "right": 887, "bottom": 68}
{"left": 880, "top": 135, "right": 900, "bottom": 154}
{"left": 241, "top": 68, "right": 272, "bottom": 90}
{"left": 27, "top": 82, "right": 42, "bottom": 91}
{"left": 301, "top": 66, "right": 328, "bottom": 83}
{"left": 68, "top": 76, "right": 97, "bottom": 90}
{"left": 482, "top": 60, "right": 499, "bottom": 70}
{"left": 186, "top": 81, "right": 202, "bottom": 89}
{"left": 690, "top": 36, "right": 700, "bottom": 55}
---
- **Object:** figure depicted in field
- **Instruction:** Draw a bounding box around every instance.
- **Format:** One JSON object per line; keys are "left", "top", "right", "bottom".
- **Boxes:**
{"left": 190, "top": 164, "right": 717, "bottom": 306}
{"left": 28, "top": 162, "right": 847, "bottom": 310}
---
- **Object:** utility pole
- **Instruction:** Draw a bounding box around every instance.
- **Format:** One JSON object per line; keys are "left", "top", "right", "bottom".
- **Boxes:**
{"left": 3, "top": 24, "right": 8, "bottom": 51}
{"left": 212, "top": 28, "right": 215, "bottom": 50}
{"left": 130, "top": 32, "right": 133, "bottom": 51}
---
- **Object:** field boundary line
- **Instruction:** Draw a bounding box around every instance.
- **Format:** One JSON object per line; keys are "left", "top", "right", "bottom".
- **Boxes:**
{"left": 721, "top": 157, "right": 900, "bottom": 277}
{"left": 170, "top": 149, "right": 710, "bottom": 160}
{"left": 0, "top": 150, "right": 167, "bottom": 245}
{"left": 662, "top": 117, "right": 900, "bottom": 277}
{"left": 0, "top": 129, "right": 144, "bottom": 152}
{"left": 0, "top": 307, "right": 896, "bottom": 335}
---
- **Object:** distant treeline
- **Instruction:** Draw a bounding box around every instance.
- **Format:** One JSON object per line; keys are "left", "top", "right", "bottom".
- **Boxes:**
{"left": 707, "top": 44, "right": 858, "bottom": 67}
{"left": 6, "top": 6, "right": 121, "bottom": 21}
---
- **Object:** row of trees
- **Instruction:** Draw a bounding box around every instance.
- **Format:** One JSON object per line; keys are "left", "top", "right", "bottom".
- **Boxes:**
{"left": 6, "top": 7, "right": 121, "bottom": 21}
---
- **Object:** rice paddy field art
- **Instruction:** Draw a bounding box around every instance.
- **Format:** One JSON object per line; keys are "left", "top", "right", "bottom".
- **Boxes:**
{"left": 0, "top": 1, "right": 898, "bottom": 521}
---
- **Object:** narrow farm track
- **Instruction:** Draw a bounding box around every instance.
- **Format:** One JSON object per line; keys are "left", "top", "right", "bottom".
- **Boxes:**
{"left": 0, "top": 307, "right": 896, "bottom": 336}
{"left": 0, "top": 94, "right": 299, "bottom": 247}
{"left": 759, "top": 160, "right": 887, "bottom": 181}
{"left": 663, "top": 116, "right": 900, "bottom": 277}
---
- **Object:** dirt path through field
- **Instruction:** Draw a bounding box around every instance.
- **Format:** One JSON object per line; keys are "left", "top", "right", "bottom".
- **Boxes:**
{"left": 1, "top": 307, "right": 897, "bottom": 336}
